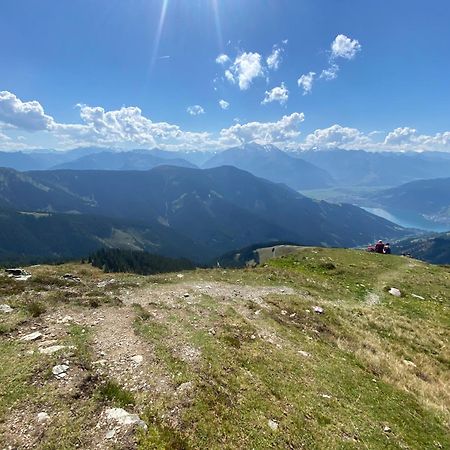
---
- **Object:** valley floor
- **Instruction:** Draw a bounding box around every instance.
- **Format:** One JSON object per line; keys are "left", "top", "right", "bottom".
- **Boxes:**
{"left": 0, "top": 248, "right": 449, "bottom": 449}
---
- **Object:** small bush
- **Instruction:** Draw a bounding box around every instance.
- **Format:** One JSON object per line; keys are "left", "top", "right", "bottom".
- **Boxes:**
{"left": 26, "top": 301, "right": 46, "bottom": 318}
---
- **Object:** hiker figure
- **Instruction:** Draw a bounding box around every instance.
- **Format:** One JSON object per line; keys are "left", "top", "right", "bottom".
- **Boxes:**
{"left": 383, "top": 243, "right": 391, "bottom": 254}
{"left": 375, "top": 240, "right": 384, "bottom": 254}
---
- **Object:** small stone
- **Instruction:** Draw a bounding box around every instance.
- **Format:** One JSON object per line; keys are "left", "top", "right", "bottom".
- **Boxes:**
{"left": 20, "top": 331, "right": 43, "bottom": 341}
{"left": 250, "top": 334, "right": 256, "bottom": 340}
{"left": 37, "top": 412, "right": 50, "bottom": 423}
{"left": 105, "top": 429, "right": 115, "bottom": 439}
{"left": 208, "top": 328, "right": 216, "bottom": 336}
{"left": 403, "top": 359, "right": 417, "bottom": 368}
{"left": 321, "top": 394, "right": 332, "bottom": 399}
{"left": 281, "top": 310, "right": 287, "bottom": 315}
{"left": 105, "top": 408, "right": 147, "bottom": 430}
{"left": 183, "top": 293, "right": 190, "bottom": 298}
{"left": 298, "top": 350, "right": 311, "bottom": 357}
{"left": 313, "top": 306, "right": 324, "bottom": 314}
{"left": 39, "top": 345, "right": 66, "bottom": 355}
{"left": 268, "top": 419, "right": 278, "bottom": 431}
{"left": 388, "top": 288, "right": 401, "bottom": 297}
{"left": 0, "top": 304, "right": 13, "bottom": 313}
{"left": 131, "top": 355, "right": 143, "bottom": 365}
{"left": 52, "top": 364, "right": 69, "bottom": 378}
{"left": 177, "top": 274, "right": 184, "bottom": 278}
{"left": 383, "top": 425, "right": 391, "bottom": 433}
{"left": 59, "top": 315, "right": 74, "bottom": 324}
{"left": 411, "top": 294, "right": 425, "bottom": 300}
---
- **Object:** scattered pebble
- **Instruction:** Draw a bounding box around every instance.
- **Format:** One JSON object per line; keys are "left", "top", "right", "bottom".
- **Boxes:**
{"left": 177, "top": 274, "right": 184, "bottom": 278}
{"left": 20, "top": 331, "right": 43, "bottom": 341}
{"left": 298, "top": 350, "right": 311, "bottom": 357}
{"left": 0, "top": 304, "right": 13, "bottom": 313}
{"left": 313, "top": 306, "right": 324, "bottom": 314}
{"left": 411, "top": 293, "right": 425, "bottom": 300}
{"left": 321, "top": 394, "right": 332, "bottom": 399}
{"left": 388, "top": 288, "right": 401, "bottom": 297}
{"left": 383, "top": 425, "right": 391, "bottom": 433}
{"left": 268, "top": 419, "right": 279, "bottom": 431}
{"left": 183, "top": 293, "right": 190, "bottom": 298}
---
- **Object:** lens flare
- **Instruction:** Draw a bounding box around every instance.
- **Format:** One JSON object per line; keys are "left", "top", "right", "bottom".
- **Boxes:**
{"left": 150, "top": 0, "right": 169, "bottom": 72}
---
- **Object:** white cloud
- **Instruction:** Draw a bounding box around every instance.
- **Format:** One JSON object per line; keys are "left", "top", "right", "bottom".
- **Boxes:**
{"left": 219, "top": 112, "right": 305, "bottom": 146}
{"left": 320, "top": 64, "right": 340, "bottom": 80}
{"left": 267, "top": 46, "right": 283, "bottom": 71}
{"left": 383, "top": 127, "right": 450, "bottom": 151}
{"left": 331, "top": 34, "right": 361, "bottom": 60}
{"left": 297, "top": 72, "right": 316, "bottom": 95}
{"left": 301, "top": 124, "right": 372, "bottom": 150}
{"left": 0, "top": 91, "right": 55, "bottom": 131}
{"left": 225, "top": 52, "right": 264, "bottom": 90}
{"left": 262, "top": 83, "right": 289, "bottom": 105}
{"left": 219, "top": 99, "right": 230, "bottom": 110}
{"left": 186, "top": 105, "right": 205, "bottom": 116}
{"left": 215, "top": 54, "right": 230, "bottom": 65}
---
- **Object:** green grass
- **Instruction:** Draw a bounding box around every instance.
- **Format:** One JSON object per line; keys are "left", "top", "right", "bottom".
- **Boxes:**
{"left": 1, "top": 249, "right": 449, "bottom": 449}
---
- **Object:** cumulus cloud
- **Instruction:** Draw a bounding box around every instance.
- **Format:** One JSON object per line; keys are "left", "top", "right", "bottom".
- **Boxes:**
{"left": 297, "top": 72, "right": 316, "bottom": 95}
{"left": 220, "top": 112, "right": 304, "bottom": 146}
{"left": 186, "top": 105, "right": 205, "bottom": 116}
{"left": 219, "top": 99, "right": 230, "bottom": 110}
{"left": 215, "top": 54, "right": 230, "bottom": 65}
{"left": 0, "top": 91, "right": 55, "bottom": 131}
{"left": 225, "top": 52, "right": 264, "bottom": 90}
{"left": 301, "top": 124, "right": 372, "bottom": 150}
{"left": 331, "top": 34, "right": 361, "bottom": 60}
{"left": 262, "top": 83, "right": 289, "bottom": 105}
{"left": 383, "top": 127, "right": 450, "bottom": 151}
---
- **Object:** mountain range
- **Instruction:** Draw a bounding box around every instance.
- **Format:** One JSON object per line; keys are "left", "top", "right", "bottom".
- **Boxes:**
{"left": 202, "top": 144, "right": 333, "bottom": 190}
{"left": 0, "top": 165, "right": 407, "bottom": 263}
{"left": 297, "top": 149, "right": 450, "bottom": 187}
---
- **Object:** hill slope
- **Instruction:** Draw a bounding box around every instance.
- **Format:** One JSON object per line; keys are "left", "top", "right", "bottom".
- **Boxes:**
{"left": 393, "top": 232, "right": 450, "bottom": 264}
{"left": 0, "top": 248, "right": 448, "bottom": 449}
{"left": 203, "top": 143, "right": 334, "bottom": 190}
{"left": 370, "top": 177, "right": 450, "bottom": 227}
{"left": 0, "top": 166, "right": 407, "bottom": 262}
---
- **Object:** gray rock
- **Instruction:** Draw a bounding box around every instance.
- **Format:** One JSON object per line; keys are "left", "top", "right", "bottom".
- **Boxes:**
{"left": 37, "top": 412, "right": 50, "bottom": 423}
{"left": 313, "top": 306, "right": 324, "bottom": 314}
{"left": 52, "top": 364, "right": 69, "bottom": 379}
{"left": 39, "top": 345, "right": 66, "bottom": 355}
{"left": 0, "top": 304, "right": 13, "bottom": 313}
{"left": 20, "top": 331, "right": 43, "bottom": 341}
{"left": 388, "top": 288, "right": 401, "bottom": 297}
{"left": 131, "top": 355, "right": 143, "bottom": 365}
{"left": 105, "top": 408, "right": 147, "bottom": 429}
{"left": 268, "top": 419, "right": 279, "bottom": 431}
{"left": 105, "top": 429, "right": 115, "bottom": 439}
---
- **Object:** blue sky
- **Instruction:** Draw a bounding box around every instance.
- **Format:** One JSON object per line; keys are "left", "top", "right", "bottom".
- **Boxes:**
{"left": 0, "top": 0, "right": 449, "bottom": 152}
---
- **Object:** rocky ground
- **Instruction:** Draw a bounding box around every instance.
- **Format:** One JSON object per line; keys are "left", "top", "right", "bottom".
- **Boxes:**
{"left": 0, "top": 248, "right": 449, "bottom": 449}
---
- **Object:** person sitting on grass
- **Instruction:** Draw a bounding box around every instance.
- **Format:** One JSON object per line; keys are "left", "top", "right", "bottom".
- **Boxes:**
{"left": 375, "top": 240, "right": 385, "bottom": 254}
{"left": 383, "top": 243, "right": 391, "bottom": 254}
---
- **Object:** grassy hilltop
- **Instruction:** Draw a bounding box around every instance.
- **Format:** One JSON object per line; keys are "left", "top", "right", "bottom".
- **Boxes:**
{"left": 0, "top": 248, "right": 449, "bottom": 449}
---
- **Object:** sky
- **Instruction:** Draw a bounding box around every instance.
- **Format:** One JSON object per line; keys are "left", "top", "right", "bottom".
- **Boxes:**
{"left": 0, "top": 0, "right": 450, "bottom": 152}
